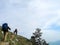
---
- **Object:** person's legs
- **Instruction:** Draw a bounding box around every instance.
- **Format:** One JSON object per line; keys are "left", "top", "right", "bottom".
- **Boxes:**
{"left": 4, "top": 32, "right": 8, "bottom": 41}
{"left": 4, "top": 31, "right": 6, "bottom": 41}
{"left": 16, "top": 30, "right": 17, "bottom": 35}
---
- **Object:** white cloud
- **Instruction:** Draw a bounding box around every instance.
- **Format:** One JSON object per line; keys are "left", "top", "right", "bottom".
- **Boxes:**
{"left": 0, "top": 0, "right": 60, "bottom": 43}
{"left": 42, "top": 30, "right": 60, "bottom": 42}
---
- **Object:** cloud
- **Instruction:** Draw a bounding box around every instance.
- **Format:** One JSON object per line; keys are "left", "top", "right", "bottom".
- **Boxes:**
{"left": 42, "top": 30, "right": 60, "bottom": 42}
{"left": 0, "top": 0, "right": 60, "bottom": 43}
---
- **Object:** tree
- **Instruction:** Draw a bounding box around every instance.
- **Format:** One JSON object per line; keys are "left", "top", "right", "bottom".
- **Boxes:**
{"left": 31, "top": 36, "right": 36, "bottom": 45}
{"left": 31, "top": 28, "right": 42, "bottom": 45}
{"left": 31, "top": 28, "right": 49, "bottom": 45}
{"left": 33, "top": 28, "right": 42, "bottom": 38}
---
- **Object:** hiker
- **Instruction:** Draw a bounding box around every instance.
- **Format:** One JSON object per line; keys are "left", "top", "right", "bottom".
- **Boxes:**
{"left": 14, "top": 29, "right": 17, "bottom": 35}
{"left": 2, "top": 23, "right": 11, "bottom": 41}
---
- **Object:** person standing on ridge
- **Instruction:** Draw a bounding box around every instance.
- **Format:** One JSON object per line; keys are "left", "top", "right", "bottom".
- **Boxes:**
{"left": 14, "top": 29, "right": 17, "bottom": 35}
{"left": 2, "top": 23, "right": 11, "bottom": 41}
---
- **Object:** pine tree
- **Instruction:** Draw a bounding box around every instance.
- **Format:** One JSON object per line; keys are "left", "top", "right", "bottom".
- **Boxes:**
{"left": 31, "top": 28, "right": 49, "bottom": 45}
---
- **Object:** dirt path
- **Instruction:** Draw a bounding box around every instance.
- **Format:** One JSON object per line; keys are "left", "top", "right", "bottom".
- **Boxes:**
{"left": 0, "top": 42, "right": 9, "bottom": 45}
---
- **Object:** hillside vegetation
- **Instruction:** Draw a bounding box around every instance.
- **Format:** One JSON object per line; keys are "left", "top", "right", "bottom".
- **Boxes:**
{"left": 0, "top": 27, "right": 32, "bottom": 45}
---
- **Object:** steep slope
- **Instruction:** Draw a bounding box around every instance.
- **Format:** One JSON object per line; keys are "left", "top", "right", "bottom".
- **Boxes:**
{"left": 0, "top": 27, "right": 32, "bottom": 45}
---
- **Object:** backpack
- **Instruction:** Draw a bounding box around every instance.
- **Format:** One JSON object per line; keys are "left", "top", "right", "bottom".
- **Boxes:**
{"left": 2, "top": 23, "right": 8, "bottom": 31}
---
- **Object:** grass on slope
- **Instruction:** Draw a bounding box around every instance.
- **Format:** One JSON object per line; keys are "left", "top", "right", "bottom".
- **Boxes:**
{"left": 0, "top": 29, "right": 32, "bottom": 45}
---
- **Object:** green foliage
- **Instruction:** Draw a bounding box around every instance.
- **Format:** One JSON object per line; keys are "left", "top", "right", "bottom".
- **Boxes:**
{"left": 0, "top": 26, "right": 32, "bottom": 45}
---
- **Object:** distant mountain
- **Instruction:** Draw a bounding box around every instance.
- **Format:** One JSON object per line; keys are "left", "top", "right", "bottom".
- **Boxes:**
{"left": 49, "top": 41, "right": 60, "bottom": 45}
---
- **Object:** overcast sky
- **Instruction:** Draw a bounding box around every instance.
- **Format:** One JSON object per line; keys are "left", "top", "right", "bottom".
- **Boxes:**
{"left": 0, "top": 0, "right": 60, "bottom": 42}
